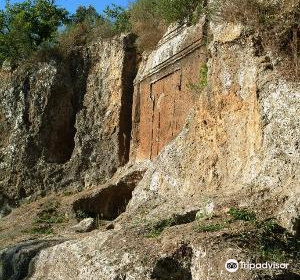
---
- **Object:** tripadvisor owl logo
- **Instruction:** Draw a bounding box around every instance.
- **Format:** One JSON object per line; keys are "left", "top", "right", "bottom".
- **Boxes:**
{"left": 225, "top": 259, "right": 289, "bottom": 273}
{"left": 225, "top": 259, "right": 239, "bottom": 272}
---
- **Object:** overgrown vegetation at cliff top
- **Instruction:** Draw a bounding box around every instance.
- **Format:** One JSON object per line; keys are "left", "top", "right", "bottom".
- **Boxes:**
{"left": 214, "top": 0, "right": 300, "bottom": 77}
{"left": 0, "top": 0, "right": 299, "bottom": 76}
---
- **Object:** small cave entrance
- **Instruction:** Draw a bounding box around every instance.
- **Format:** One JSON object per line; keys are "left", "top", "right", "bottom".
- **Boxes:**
{"left": 151, "top": 257, "right": 192, "bottom": 280}
{"left": 151, "top": 245, "right": 193, "bottom": 280}
{"left": 73, "top": 182, "right": 135, "bottom": 221}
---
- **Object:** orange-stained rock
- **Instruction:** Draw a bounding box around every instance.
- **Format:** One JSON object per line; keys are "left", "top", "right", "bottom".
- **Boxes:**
{"left": 130, "top": 20, "right": 208, "bottom": 161}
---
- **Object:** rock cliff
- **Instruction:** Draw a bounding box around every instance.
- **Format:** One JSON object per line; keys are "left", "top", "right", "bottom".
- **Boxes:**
{"left": 0, "top": 34, "right": 137, "bottom": 214}
{"left": 0, "top": 18, "right": 299, "bottom": 280}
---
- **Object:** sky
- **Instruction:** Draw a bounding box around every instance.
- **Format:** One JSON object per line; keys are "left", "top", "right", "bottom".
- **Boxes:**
{"left": 0, "top": 0, "right": 130, "bottom": 14}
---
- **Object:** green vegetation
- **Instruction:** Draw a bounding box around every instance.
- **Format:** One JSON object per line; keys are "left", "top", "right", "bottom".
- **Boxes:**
{"left": 0, "top": 112, "right": 9, "bottom": 147}
{"left": 145, "top": 218, "right": 176, "bottom": 238}
{"left": 56, "top": 5, "right": 115, "bottom": 58}
{"left": 199, "top": 63, "right": 208, "bottom": 88}
{"left": 35, "top": 210, "right": 66, "bottom": 224}
{"left": 228, "top": 208, "right": 257, "bottom": 222}
{"left": 0, "top": 0, "right": 298, "bottom": 77}
{"left": 187, "top": 63, "right": 208, "bottom": 94}
{"left": 28, "top": 224, "right": 53, "bottom": 235}
{"left": 62, "top": 190, "right": 74, "bottom": 196}
{"left": 153, "top": 0, "right": 206, "bottom": 25}
{"left": 34, "top": 201, "right": 67, "bottom": 224}
{"left": 256, "top": 219, "right": 300, "bottom": 262}
{"left": 213, "top": 0, "right": 300, "bottom": 76}
{"left": 26, "top": 200, "right": 68, "bottom": 235}
{"left": 193, "top": 207, "right": 299, "bottom": 264}
{"left": 103, "top": 4, "right": 131, "bottom": 34}
{"left": 0, "top": 0, "right": 68, "bottom": 64}
{"left": 145, "top": 211, "right": 201, "bottom": 238}
{"left": 129, "top": 0, "right": 165, "bottom": 51}
{"left": 194, "top": 223, "right": 226, "bottom": 232}
{"left": 227, "top": 218, "right": 300, "bottom": 263}
{"left": 129, "top": 0, "right": 207, "bottom": 50}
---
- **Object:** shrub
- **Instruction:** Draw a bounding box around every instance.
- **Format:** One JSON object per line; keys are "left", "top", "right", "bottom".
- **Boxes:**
{"left": 26, "top": 201, "right": 67, "bottom": 235}
{"left": 0, "top": 109, "right": 9, "bottom": 148}
{"left": 129, "top": 0, "right": 208, "bottom": 51}
{"left": 187, "top": 63, "right": 209, "bottom": 97}
{"left": 213, "top": 0, "right": 300, "bottom": 77}
{"left": 129, "top": 0, "right": 166, "bottom": 52}
{"left": 226, "top": 218, "right": 299, "bottom": 263}
{"left": 228, "top": 208, "right": 257, "bottom": 222}
{"left": 26, "top": 41, "right": 62, "bottom": 64}
{"left": 155, "top": 0, "right": 207, "bottom": 25}
{"left": 34, "top": 201, "right": 67, "bottom": 224}
{"left": 69, "top": 5, "right": 99, "bottom": 24}
{"left": 199, "top": 63, "right": 208, "bottom": 88}
{"left": 56, "top": 5, "right": 129, "bottom": 58}
{"left": 58, "top": 21, "right": 94, "bottom": 57}
{"left": 257, "top": 219, "right": 300, "bottom": 262}
{"left": 75, "top": 209, "right": 90, "bottom": 221}
{"left": 57, "top": 13, "right": 116, "bottom": 58}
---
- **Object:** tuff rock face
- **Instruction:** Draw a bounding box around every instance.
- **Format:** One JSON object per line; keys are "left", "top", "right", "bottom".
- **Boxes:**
{"left": 0, "top": 18, "right": 299, "bottom": 280}
{"left": 0, "top": 34, "right": 137, "bottom": 210}
{"left": 127, "top": 22, "right": 300, "bottom": 222}
{"left": 131, "top": 19, "right": 207, "bottom": 161}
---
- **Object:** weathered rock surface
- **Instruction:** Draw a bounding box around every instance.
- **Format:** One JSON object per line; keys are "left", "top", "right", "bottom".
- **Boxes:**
{"left": 127, "top": 22, "right": 300, "bottom": 222}
{"left": 0, "top": 34, "right": 137, "bottom": 208}
{"left": 72, "top": 161, "right": 149, "bottom": 221}
{"left": 131, "top": 19, "right": 207, "bottom": 161}
{"left": 72, "top": 218, "right": 95, "bottom": 233}
{"left": 0, "top": 239, "right": 60, "bottom": 280}
{"left": 24, "top": 22, "right": 300, "bottom": 280}
{"left": 0, "top": 10, "right": 299, "bottom": 280}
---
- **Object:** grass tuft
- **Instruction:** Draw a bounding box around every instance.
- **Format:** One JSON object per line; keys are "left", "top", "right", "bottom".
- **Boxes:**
{"left": 145, "top": 218, "right": 176, "bottom": 238}
{"left": 228, "top": 208, "right": 256, "bottom": 222}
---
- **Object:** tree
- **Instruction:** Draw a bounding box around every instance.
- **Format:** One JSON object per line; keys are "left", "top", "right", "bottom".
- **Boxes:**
{"left": 70, "top": 5, "right": 100, "bottom": 25}
{"left": 103, "top": 4, "right": 131, "bottom": 33}
{"left": 0, "top": 0, "right": 68, "bottom": 64}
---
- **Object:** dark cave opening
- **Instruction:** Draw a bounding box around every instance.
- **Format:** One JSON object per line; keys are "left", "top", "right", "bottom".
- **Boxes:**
{"left": 151, "top": 245, "right": 193, "bottom": 280}
{"left": 73, "top": 182, "right": 135, "bottom": 221}
{"left": 151, "top": 257, "right": 192, "bottom": 280}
